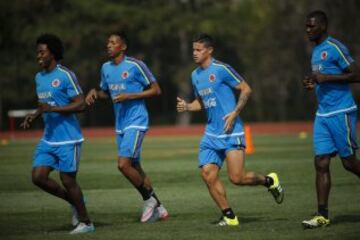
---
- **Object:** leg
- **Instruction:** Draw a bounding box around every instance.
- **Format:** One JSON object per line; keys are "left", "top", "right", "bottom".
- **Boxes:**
{"left": 32, "top": 166, "right": 71, "bottom": 203}
{"left": 201, "top": 164, "right": 229, "bottom": 210}
{"left": 302, "top": 155, "right": 331, "bottom": 228}
{"left": 225, "top": 149, "right": 265, "bottom": 186}
{"left": 132, "top": 162, "right": 161, "bottom": 204}
{"left": 118, "top": 157, "right": 147, "bottom": 188}
{"left": 341, "top": 154, "right": 360, "bottom": 177}
{"left": 118, "top": 157, "right": 158, "bottom": 222}
{"left": 60, "top": 172, "right": 90, "bottom": 223}
{"left": 314, "top": 155, "right": 331, "bottom": 217}
{"left": 132, "top": 162, "right": 153, "bottom": 190}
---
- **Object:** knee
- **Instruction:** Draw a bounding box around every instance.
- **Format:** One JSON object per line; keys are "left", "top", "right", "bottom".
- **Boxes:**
{"left": 229, "top": 174, "right": 245, "bottom": 185}
{"left": 314, "top": 156, "right": 330, "bottom": 173}
{"left": 32, "top": 172, "right": 47, "bottom": 187}
{"left": 201, "top": 170, "right": 215, "bottom": 185}
{"left": 31, "top": 174, "right": 46, "bottom": 186}
{"left": 341, "top": 156, "right": 356, "bottom": 172}
{"left": 117, "top": 158, "right": 131, "bottom": 173}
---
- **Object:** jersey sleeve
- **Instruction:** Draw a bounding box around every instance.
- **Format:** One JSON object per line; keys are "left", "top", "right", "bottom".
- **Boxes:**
{"left": 332, "top": 42, "right": 355, "bottom": 70}
{"left": 64, "top": 71, "right": 83, "bottom": 97}
{"left": 99, "top": 66, "right": 109, "bottom": 91}
{"left": 220, "top": 64, "right": 244, "bottom": 88}
{"left": 134, "top": 61, "right": 156, "bottom": 87}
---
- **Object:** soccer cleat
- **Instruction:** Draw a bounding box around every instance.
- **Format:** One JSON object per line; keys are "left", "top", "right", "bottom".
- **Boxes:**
{"left": 267, "top": 172, "right": 284, "bottom": 204}
{"left": 69, "top": 222, "right": 95, "bottom": 234}
{"left": 215, "top": 216, "right": 240, "bottom": 226}
{"left": 302, "top": 214, "right": 330, "bottom": 229}
{"left": 71, "top": 205, "right": 79, "bottom": 227}
{"left": 157, "top": 204, "right": 169, "bottom": 220}
{"left": 141, "top": 196, "right": 158, "bottom": 223}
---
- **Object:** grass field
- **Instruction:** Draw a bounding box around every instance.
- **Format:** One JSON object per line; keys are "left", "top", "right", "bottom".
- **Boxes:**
{"left": 1, "top": 134, "right": 360, "bottom": 240}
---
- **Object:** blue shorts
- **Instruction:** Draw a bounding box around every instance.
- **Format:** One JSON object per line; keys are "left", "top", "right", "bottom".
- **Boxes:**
{"left": 33, "top": 141, "right": 81, "bottom": 172}
{"left": 314, "top": 111, "right": 358, "bottom": 158}
{"left": 116, "top": 129, "right": 146, "bottom": 162}
{"left": 198, "top": 134, "right": 246, "bottom": 168}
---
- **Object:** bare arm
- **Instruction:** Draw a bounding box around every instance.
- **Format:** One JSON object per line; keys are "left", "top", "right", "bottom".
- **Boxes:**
{"left": 177, "top": 97, "right": 202, "bottom": 112}
{"left": 311, "top": 62, "right": 360, "bottom": 84}
{"left": 223, "top": 81, "right": 252, "bottom": 132}
{"left": 113, "top": 82, "right": 161, "bottom": 103}
{"left": 85, "top": 88, "right": 109, "bottom": 105}
{"left": 38, "top": 94, "right": 86, "bottom": 113}
{"left": 19, "top": 108, "right": 42, "bottom": 129}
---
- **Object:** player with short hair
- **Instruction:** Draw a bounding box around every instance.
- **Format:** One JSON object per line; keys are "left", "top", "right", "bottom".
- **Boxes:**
{"left": 20, "top": 34, "right": 94, "bottom": 234}
{"left": 177, "top": 33, "right": 284, "bottom": 226}
{"left": 302, "top": 10, "right": 360, "bottom": 229}
{"left": 85, "top": 31, "right": 168, "bottom": 223}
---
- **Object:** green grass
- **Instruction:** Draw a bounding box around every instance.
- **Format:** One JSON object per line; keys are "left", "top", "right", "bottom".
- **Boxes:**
{"left": 1, "top": 134, "right": 360, "bottom": 240}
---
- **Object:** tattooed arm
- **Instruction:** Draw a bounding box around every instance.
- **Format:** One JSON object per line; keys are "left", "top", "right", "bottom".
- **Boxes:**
{"left": 223, "top": 81, "right": 251, "bottom": 133}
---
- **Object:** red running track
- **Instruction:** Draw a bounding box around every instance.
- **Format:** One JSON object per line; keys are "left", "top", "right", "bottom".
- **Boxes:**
{"left": 0, "top": 122, "right": 315, "bottom": 139}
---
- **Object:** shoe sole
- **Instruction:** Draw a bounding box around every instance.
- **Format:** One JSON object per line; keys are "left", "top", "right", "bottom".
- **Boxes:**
{"left": 302, "top": 222, "right": 329, "bottom": 229}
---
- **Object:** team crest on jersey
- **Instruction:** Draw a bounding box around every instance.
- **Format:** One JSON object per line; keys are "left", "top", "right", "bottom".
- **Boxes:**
{"left": 121, "top": 71, "right": 129, "bottom": 79}
{"left": 209, "top": 74, "right": 216, "bottom": 82}
{"left": 320, "top": 51, "right": 328, "bottom": 60}
{"left": 51, "top": 79, "right": 60, "bottom": 87}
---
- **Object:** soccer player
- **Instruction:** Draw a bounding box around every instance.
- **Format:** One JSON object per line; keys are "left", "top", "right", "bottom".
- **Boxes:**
{"left": 176, "top": 33, "right": 284, "bottom": 226}
{"left": 302, "top": 10, "right": 360, "bottom": 229}
{"left": 85, "top": 31, "right": 168, "bottom": 223}
{"left": 20, "top": 34, "right": 95, "bottom": 234}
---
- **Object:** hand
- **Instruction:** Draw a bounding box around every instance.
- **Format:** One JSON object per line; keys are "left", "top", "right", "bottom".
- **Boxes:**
{"left": 177, "top": 97, "right": 188, "bottom": 112}
{"left": 85, "top": 89, "right": 98, "bottom": 105}
{"left": 311, "top": 73, "right": 327, "bottom": 84}
{"left": 303, "top": 76, "right": 315, "bottom": 90}
{"left": 38, "top": 102, "right": 53, "bottom": 112}
{"left": 20, "top": 114, "right": 36, "bottom": 129}
{"left": 223, "top": 111, "right": 237, "bottom": 133}
{"left": 113, "top": 93, "right": 130, "bottom": 103}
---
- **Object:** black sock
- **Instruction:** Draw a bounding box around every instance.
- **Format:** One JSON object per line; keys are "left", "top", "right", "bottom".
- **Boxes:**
{"left": 318, "top": 204, "right": 328, "bottom": 218}
{"left": 136, "top": 183, "right": 151, "bottom": 200}
{"left": 264, "top": 176, "right": 274, "bottom": 188}
{"left": 149, "top": 188, "right": 161, "bottom": 206}
{"left": 222, "top": 208, "right": 236, "bottom": 219}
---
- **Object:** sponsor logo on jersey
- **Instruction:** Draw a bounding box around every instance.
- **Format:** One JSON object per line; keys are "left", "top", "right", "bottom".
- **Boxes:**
{"left": 198, "top": 87, "right": 213, "bottom": 97}
{"left": 320, "top": 51, "right": 328, "bottom": 60}
{"left": 209, "top": 74, "right": 216, "bottom": 82}
{"left": 121, "top": 71, "right": 129, "bottom": 79}
{"left": 38, "top": 91, "right": 52, "bottom": 99}
{"left": 52, "top": 79, "right": 60, "bottom": 87}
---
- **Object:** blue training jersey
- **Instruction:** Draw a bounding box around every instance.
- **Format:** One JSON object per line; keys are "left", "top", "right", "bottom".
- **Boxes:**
{"left": 192, "top": 58, "right": 244, "bottom": 137}
{"left": 100, "top": 56, "right": 156, "bottom": 134}
{"left": 311, "top": 36, "right": 357, "bottom": 117}
{"left": 35, "top": 64, "right": 84, "bottom": 145}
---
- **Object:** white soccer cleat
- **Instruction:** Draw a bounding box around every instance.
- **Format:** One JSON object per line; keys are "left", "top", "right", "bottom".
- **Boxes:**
{"left": 71, "top": 205, "right": 79, "bottom": 227}
{"left": 157, "top": 204, "right": 169, "bottom": 220}
{"left": 141, "top": 196, "right": 158, "bottom": 223}
{"left": 69, "top": 222, "right": 95, "bottom": 234}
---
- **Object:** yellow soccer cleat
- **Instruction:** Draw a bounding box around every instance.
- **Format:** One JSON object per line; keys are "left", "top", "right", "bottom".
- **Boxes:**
{"left": 302, "top": 214, "right": 330, "bottom": 229}
{"left": 216, "top": 216, "right": 240, "bottom": 226}
{"left": 267, "top": 172, "right": 284, "bottom": 204}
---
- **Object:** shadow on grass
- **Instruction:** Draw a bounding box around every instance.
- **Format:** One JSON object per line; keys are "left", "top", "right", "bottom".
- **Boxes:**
{"left": 48, "top": 221, "right": 113, "bottom": 233}
{"left": 332, "top": 214, "right": 360, "bottom": 224}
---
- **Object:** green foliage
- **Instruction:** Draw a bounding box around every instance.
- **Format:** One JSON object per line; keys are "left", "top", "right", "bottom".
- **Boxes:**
{"left": 1, "top": 0, "right": 360, "bottom": 128}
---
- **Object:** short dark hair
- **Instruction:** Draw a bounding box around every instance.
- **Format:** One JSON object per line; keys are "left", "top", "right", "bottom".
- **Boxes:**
{"left": 307, "top": 10, "right": 328, "bottom": 30}
{"left": 192, "top": 33, "right": 215, "bottom": 48}
{"left": 112, "top": 31, "right": 129, "bottom": 48}
{"left": 36, "top": 34, "right": 64, "bottom": 61}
